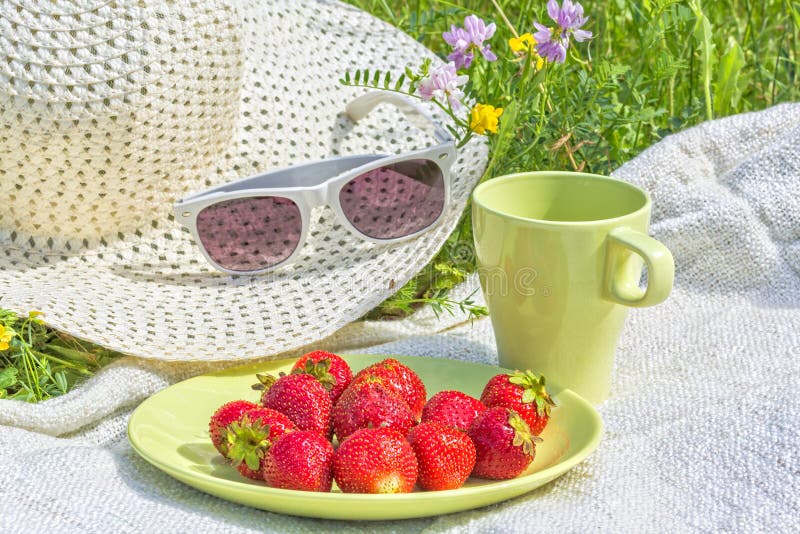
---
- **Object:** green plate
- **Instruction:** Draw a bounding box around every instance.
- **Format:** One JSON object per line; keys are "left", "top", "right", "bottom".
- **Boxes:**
{"left": 127, "top": 354, "right": 603, "bottom": 520}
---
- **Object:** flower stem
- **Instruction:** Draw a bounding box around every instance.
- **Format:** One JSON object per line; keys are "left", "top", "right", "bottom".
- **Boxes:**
{"left": 491, "top": 0, "right": 520, "bottom": 38}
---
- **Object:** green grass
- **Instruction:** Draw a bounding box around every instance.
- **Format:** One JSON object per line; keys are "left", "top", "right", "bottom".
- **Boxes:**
{"left": 348, "top": 0, "right": 799, "bottom": 318}
{"left": 348, "top": 0, "right": 799, "bottom": 176}
{"left": 1, "top": 0, "right": 798, "bottom": 401}
{"left": 0, "top": 308, "right": 119, "bottom": 402}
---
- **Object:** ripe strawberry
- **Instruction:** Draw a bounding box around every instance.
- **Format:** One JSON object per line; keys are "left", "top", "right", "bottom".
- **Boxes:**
{"left": 290, "top": 350, "right": 353, "bottom": 404}
{"left": 480, "top": 370, "right": 556, "bottom": 435}
{"left": 261, "top": 430, "right": 335, "bottom": 492}
{"left": 333, "top": 427, "right": 418, "bottom": 493}
{"left": 331, "top": 379, "right": 416, "bottom": 440}
{"left": 421, "top": 390, "right": 486, "bottom": 432}
{"left": 257, "top": 372, "right": 332, "bottom": 436}
{"left": 209, "top": 399, "right": 258, "bottom": 455}
{"left": 467, "top": 406, "right": 540, "bottom": 480}
{"left": 406, "top": 422, "right": 476, "bottom": 490}
{"left": 224, "top": 407, "right": 296, "bottom": 480}
{"left": 352, "top": 358, "right": 426, "bottom": 420}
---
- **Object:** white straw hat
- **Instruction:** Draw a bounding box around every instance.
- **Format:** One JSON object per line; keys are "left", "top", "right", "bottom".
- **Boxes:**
{"left": 0, "top": 0, "right": 487, "bottom": 360}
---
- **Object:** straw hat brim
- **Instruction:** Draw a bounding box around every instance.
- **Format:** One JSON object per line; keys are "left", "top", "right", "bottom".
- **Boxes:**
{"left": 0, "top": 1, "right": 488, "bottom": 360}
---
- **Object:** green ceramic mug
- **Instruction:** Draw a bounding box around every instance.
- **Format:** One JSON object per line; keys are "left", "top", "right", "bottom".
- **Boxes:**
{"left": 472, "top": 171, "right": 674, "bottom": 404}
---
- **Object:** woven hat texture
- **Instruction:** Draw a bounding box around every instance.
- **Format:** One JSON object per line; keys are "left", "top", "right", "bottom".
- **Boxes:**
{"left": 0, "top": 0, "right": 488, "bottom": 360}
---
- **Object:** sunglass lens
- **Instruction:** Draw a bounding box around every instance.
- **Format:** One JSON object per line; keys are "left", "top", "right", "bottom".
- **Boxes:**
{"left": 195, "top": 197, "right": 302, "bottom": 272}
{"left": 339, "top": 159, "right": 445, "bottom": 240}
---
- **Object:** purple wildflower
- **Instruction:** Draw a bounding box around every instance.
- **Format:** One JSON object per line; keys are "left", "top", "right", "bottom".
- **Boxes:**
{"left": 417, "top": 62, "right": 469, "bottom": 110}
{"left": 533, "top": 0, "right": 592, "bottom": 64}
{"left": 443, "top": 15, "right": 498, "bottom": 69}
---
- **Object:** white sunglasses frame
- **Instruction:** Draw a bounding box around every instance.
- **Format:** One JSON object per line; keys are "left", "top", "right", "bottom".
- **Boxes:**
{"left": 173, "top": 91, "right": 457, "bottom": 275}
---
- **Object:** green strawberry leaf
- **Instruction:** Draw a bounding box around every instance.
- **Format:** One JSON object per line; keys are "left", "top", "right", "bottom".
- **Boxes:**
{"left": 521, "top": 389, "right": 535, "bottom": 404}
{"left": 244, "top": 450, "right": 261, "bottom": 471}
{"left": 224, "top": 415, "right": 272, "bottom": 468}
{"left": 510, "top": 371, "right": 557, "bottom": 416}
{"left": 252, "top": 373, "right": 277, "bottom": 391}
{"left": 292, "top": 358, "right": 336, "bottom": 391}
{"left": 507, "top": 409, "right": 537, "bottom": 456}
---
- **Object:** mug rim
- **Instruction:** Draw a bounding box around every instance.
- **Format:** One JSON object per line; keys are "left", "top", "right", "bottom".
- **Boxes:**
{"left": 472, "top": 171, "right": 651, "bottom": 227}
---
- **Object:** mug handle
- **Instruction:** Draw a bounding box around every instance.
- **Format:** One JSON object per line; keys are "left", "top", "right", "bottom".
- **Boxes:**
{"left": 603, "top": 227, "right": 674, "bottom": 307}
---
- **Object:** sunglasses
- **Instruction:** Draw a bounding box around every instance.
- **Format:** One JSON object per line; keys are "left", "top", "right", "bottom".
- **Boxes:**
{"left": 173, "top": 92, "right": 456, "bottom": 275}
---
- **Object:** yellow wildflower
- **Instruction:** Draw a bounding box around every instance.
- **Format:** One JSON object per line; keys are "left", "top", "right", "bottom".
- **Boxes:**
{"left": 508, "top": 33, "right": 545, "bottom": 70}
{"left": 509, "top": 33, "right": 535, "bottom": 52}
{"left": 28, "top": 310, "right": 44, "bottom": 325}
{"left": 0, "top": 325, "right": 12, "bottom": 351}
{"left": 470, "top": 104, "right": 504, "bottom": 135}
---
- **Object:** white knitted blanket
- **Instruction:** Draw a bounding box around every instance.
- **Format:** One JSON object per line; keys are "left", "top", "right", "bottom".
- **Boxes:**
{"left": 2, "top": 105, "right": 799, "bottom": 532}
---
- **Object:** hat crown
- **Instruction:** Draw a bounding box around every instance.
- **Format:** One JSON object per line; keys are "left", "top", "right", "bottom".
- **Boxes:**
{"left": 0, "top": 0, "right": 242, "bottom": 246}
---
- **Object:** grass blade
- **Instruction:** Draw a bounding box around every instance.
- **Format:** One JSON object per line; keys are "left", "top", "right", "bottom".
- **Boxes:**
{"left": 714, "top": 39, "right": 746, "bottom": 115}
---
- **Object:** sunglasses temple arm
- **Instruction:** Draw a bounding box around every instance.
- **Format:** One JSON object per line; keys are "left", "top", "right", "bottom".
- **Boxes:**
{"left": 345, "top": 92, "right": 453, "bottom": 145}
{"left": 174, "top": 154, "right": 388, "bottom": 206}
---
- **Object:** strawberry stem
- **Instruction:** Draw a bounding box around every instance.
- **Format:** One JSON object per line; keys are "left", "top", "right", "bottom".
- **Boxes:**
{"left": 224, "top": 414, "right": 273, "bottom": 470}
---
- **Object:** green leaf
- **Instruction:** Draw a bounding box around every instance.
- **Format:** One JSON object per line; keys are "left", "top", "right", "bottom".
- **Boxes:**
{"left": 54, "top": 371, "right": 68, "bottom": 393}
{"left": 394, "top": 73, "right": 406, "bottom": 92}
{"left": 0, "top": 367, "right": 18, "bottom": 389}
{"left": 354, "top": 69, "right": 361, "bottom": 85}
{"left": 383, "top": 71, "right": 391, "bottom": 89}
{"left": 527, "top": 67, "right": 547, "bottom": 91}
{"left": 420, "top": 58, "right": 431, "bottom": 76}
{"left": 689, "top": 0, "right": 716, "bottom": 120}
{"left": 713, "top": 39, "right": 745, "bottom": 116}
{"left": 372, "top": 69, "right": 381, "bottom": 87}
